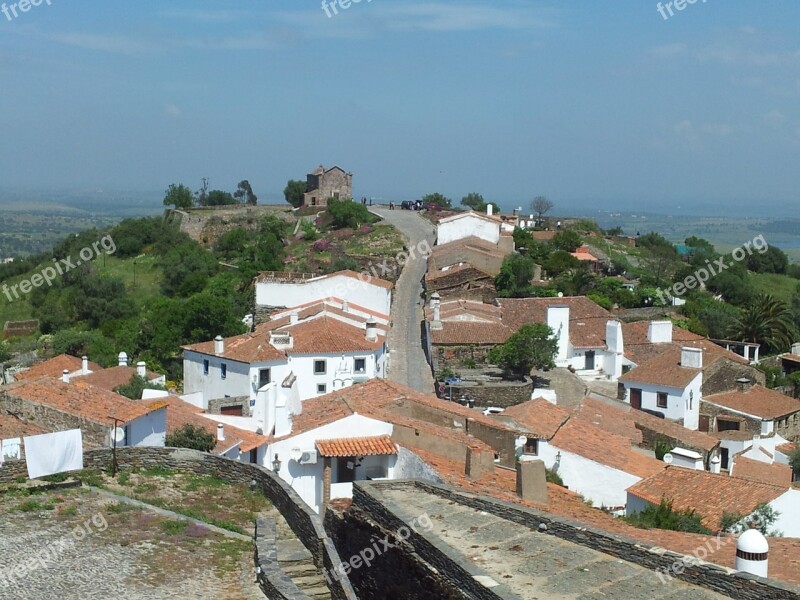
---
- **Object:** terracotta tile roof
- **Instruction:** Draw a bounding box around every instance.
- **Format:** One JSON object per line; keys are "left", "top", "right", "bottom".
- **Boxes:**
{"left": 316, "top": 435, "right": 397, "bottom": 457}
{"left": 430, "top": 236, "right": 507, "bottom": 262}
{"left": 13, "top": 354, "right": 102, "bottom": 382}
{"left": 0, "top": 412, "right": 49, "bottom": 439}
{"left": 433, "top": 299, "right": 503, "bottom": 322}
{"left": 570, "top": 247, "right": 598, "bottom": 262}
{"left": 621, "top": 321, "right": 706, "bottom": 365}
{"left": 551, "top": 419, "right": 666, "bottom": 479}
{"left": 619, "top": 344, "right": 705, "bottom": 387}
{"left": 731, "top": 455, "right": 794, "bottom": 488}
{"left": 437, "top": 210, "right": 501, "bottom": 226}
{"left": 777, "top": 442, "right": 797, "bottom": 455}
{"left": 501, "top": 399, "right": 571, "bottom": 439}
{"left": 183, "top": 325, "right": 285, "bottom": 363}
{"left": 425, "top": 263, "right": 494, "bottom": 283}
{"left": 4, "top": 377, "right": 155, "bottom": 425}
{"left": 155, "top": 395, "right": 266, "bottom": 454}
{"left": 429, "top": 321, "right": 513, "bottom": 345}
{"left": 573, "top": 398, "right": 643, "bottom": 445}
{"left": 73, "top": 365, "right": 163, "bottom": 392}
{"left": 781, "top": 353, "right": 800, "bottom": 365}
{"left": 270, "top": 298, "right": 389, "bottom": 323}
{"left": 282, "top": 316, "right": 384, "bottom": 355}
{"left": 626, "top": 466, "right": 786, "bottom": 528}
{"left": 704, "top": 385, "right": 800, "bottom": 420}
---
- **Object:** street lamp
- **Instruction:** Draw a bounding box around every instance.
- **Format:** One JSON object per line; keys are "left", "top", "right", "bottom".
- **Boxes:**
{"left": 272, "top": 454, "right": 282, "bottom": 473}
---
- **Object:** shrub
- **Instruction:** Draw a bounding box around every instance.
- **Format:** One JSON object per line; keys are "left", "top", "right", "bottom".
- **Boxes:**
{"left": 624, "top": 498, "right": 711, "bottom": 534}
{"left": 165, "top": 424, "right": 215, "bottom": 452}
{"left": 312, "top": 239, "right": 333, "bottom": 253}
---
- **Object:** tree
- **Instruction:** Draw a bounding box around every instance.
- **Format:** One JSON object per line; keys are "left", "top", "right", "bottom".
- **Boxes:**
{"left": 531, "top": 196, "right": 553, "bottom": 223}
{"left": 201, "top": 190, "right": 237, "bottom": 207}
{"left": 746, "top": 246, "right": 789, "bottom": 274}
{"left": 327, "top": 199, "right": 373, "bottom": 230}
{"left": 114, "top": 374, "right": 166, "bottom": 400}
{"left": 551, "top": 230, "right": 582, "bottom": 253}
{"left": 728, "top": 294, "right": 795, "bottom": 353}
{"left": 461, "top": 193, "right": 485, "bottom": 211}
{"left": 234, "top": 180, "right": 258, "bottom": 205}
{"left": 284, "top": 180, "right": 307, "bottom": 208}
{"left": 544, "top": 250, "right": 580, "bottom": 276}
{"left": 624, "top": 499, "right": 711, "bottom": 534}
{"left": 495, "top": 254, "right": 538, "bottom": 297}
{"left": 487, "top": 323, "right": 558, "bottom": 379}
{"left": 0, "top": 341, "right": 10, "bottom": 363}
{"left": 165, "top": 424, "right": 215, "bottom": 452}
{"left": 720, "top": 503, "right": 781, "bottom": 536}
{"left": 196, "top": 177, "right": 209, "bottom": 206}
{"left": 421, "top": 193, "right": 452, "bottom": 209}
{"left": 162, "top": 184, "right": 194, "bottom": 210}
{"left": 556, "top": 268, "right": 595, "bottom": 297}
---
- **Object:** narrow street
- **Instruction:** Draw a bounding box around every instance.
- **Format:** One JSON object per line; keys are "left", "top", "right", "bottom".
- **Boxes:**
{"left": 370, "top": 206, "right": 436, "bottom": 393}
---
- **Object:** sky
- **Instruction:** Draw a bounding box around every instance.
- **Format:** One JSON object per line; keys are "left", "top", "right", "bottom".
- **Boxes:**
{"left": 0, "top": 1, "right": 799, "bottom": 215}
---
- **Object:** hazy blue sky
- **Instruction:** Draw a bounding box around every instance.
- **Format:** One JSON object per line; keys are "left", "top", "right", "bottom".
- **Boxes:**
{"left": 1, "top": 1, "right": 798, "bottom": 213}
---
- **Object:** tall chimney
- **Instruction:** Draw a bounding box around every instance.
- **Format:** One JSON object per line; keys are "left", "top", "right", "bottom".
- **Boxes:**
{"left": 81, "top": 356, "right": 89, "bottom": 375}
{"left": 647, "top": 321, "right": 673, "bottom": 344}
{"left": 289, "top": 312, "right": 299, "bottom": 325}
{"left": 118, "top": 352, "right": 128, "bottom": 367}
{"left": 710, "top": 455, "right": 721, "bottom": 474}
{"left": 342, "top": 300, "right": 349, "bottom": 313}
{"left": 365, "top": 321, "right": 378, "bottom": 342}
{"left": 486, "top": 204, "right": 493, "bottom": 216}
{"left": 62, "top": 369, "right": 70, "bottom": 383}
{"left": 430, "top": 293, "right": 442, "bottom": 330}
{"left": 136, "top": 361, "right": 147, "bottom": 378}
{"left": 737, "top": 377, "right": 752, "bottom": 393}
{"left": 736, "top": 530, "right": 768, "bottom": 578}
{"left": 792, "top": 342, "right": 800, "bottom": 356}
{"left": 216, "top": 423, "right": 225, "bottom": 442}
{"left": 214, "top": 335, "right": 224, "bottom": 355}
{"left": 680, "top": 347, "right": 703, "bottom": 369}
{"left": 516, "top": 457, "right": 548, "bottom": 504}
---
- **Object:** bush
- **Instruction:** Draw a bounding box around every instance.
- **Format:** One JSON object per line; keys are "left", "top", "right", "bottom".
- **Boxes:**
{"left": 327, "top": 199, "right": 374, "bottom": 230}
{"left": 166, "top": 424, "right": 215, "bottom": 452}
{"left": 312, "top": 239, "right": 333, "bottom": 253}
{"left": 623, "top": 498, "right": 711, "bottom": 534}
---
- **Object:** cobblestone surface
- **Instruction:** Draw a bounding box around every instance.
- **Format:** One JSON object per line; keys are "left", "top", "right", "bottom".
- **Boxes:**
{"left": 371, "top": 206, "right": 436, "bottom": 393}
{"left": 0, "top": 489, "right": 265, "bottom": 600}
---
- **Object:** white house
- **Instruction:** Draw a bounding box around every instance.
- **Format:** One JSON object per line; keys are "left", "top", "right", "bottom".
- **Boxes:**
{"left": 436, "top": 210, "right": 501, "bottom": 246}
{"left": 255, "top": 270, "right": 393, "bottom": 317}
{"left": 183, "top": 299, "right": 389, "bottom": 408}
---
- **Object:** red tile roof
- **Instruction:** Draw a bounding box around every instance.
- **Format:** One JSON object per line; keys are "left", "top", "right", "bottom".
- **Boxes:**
{"left": 13, "top": 354, "right": 102, "bottom": 382}
{"left": 316, "top": 435, "right": 397, "bottom": 457}
{"left": 551, "top": 419, "right": 666, "bottom": 479}
{"left": 573, "top": 398, "right": 643, "bottom": 445}
{"left": 501, "top": 399, "right": 571, "bottom": 439}
{"left": 4, "top": 378, "right": 158, "bottom": 425}
{"left": 0, "top": 412, "right": 49, "bottom": 439}
{"left": 73, "top": 365, "right": 163, "bottom": 392}
{"left": 731, "top": 455, "right": 793, "bottom": 488}
{"left": 621, "top": 321, "right": 706, "bottom": 365}
{"left": 627, "top": 466, "right": 787, "bottom": 528}
{"left": 777, "top": 442, "right": 797, "bottom": 455}
{"left": 704, "top": 385, "right": 800, "bottom": 420}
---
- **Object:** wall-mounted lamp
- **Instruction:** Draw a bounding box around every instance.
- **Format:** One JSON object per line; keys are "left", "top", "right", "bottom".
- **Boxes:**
{"left": 272, "top": 454, "right": 282, "bottom": 472}
{"left": 555, "top": 451, "right": 562, "bottom": 463}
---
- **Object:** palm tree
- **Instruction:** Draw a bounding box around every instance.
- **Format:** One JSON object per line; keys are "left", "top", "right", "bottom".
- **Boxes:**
{"left": 728, "top": 294, "right": 795, "bottom": 353}
{"left": 558, "top": 268, "right": 595, "bottom": 296}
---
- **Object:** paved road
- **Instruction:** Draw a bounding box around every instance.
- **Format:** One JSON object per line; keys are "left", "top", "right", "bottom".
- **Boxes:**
{"left": 371, "top": 206, "right": 436, "bottom": 393}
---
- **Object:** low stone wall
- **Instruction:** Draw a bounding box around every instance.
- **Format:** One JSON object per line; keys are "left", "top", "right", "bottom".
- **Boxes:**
{"left": 3, "top": 320, "right": 38, "bottom": 339}
{"left": 254, "top": 518, "right": 312, "bottom": 600}
{"left": 361, "top": 480, "right": 800, "bottom": 600}
{"left": 437, "top": 377, "right": 533, "bottom": 408}
{"left": 434, "top": 345, "right": 495, "bottom": 370}
{"left": 0, "top": 447, "right": 357, "bottom": 600}
{"left": 208, "top": 396, "right": 251, "bottom": 417}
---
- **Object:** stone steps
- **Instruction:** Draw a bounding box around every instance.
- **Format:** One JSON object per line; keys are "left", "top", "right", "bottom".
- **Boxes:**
{"left": 276, "top": 536, "right": 332, "bottom": 600}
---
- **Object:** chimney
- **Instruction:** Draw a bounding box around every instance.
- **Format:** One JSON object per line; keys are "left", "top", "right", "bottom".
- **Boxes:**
{"left": 710, "top": 455, "right": 721, "bottom": 474}
{"left": 606, "top": 320, "right": 623, "bottom": 354}
{"left": 214, "top": 335, "right": 224, "bottom": 355}
{"left": 792, "top": 342, "right": 800, "bottom": 356}
{"left": 289, "top": 312, "right": 299, "bottom": 325}
{"left": 751, "top": 434, "right": 761, "bottom": 455}
{"left": 118, "top": 352, "right": 128, "bottom": 367}
{"left": 365, "top": 321, "right": 378, "bottom": 342}
{"left": 516, "top": 457, "right": 548, "bottom": 505}
{"left": 217, "top": 423, "right": 225, "bottom": 442}
{"left": 486, "top": 204, "right": 493, "bottom": 216}
{"left": 62, "top": 369, "right": 70, "bottom": 383}
{"left": 136, "top": 361, "right": 147, "bottom": 378}
{"left": 81, "top": 356, "right": 89, "bottom": 375}
{"left": 681, "top": 347, "right": 703, "bottom": 369}
{"left": 342, "top": 300, "right": 349, "bottom": 313}
{"left": 647, "top": 321, "right": 673, "bottom": 344}
{"left": 737, "top": 377, "right": 752, "bottom": 393}
{"left": 430, "top": 293, "right": 442, "bottom": 330}
{"left": 546, "top": 305, "right": 570, "bottom": 364}
{"left": 736, "top": 530, "right": 769, "bottom": 578}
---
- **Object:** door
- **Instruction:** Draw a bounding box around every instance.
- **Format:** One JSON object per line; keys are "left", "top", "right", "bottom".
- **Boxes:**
{"left": 698, "top": 415, "right": 710, "bottom": 432}
{"left": 585, "top": 351, "right": 596, "bottom": 370}
{"left": 630, "top": 388, "right": 642, "bottom": 410}
{"left": 336, "top": 457, "right": 356, "bottom": 483}
{"left": 720, "top": 448, "right": 730, "bottom": 470}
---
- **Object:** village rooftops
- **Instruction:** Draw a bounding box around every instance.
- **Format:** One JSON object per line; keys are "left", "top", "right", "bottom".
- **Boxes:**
{"left": 627, "top": 466, "right": 787, "bottom": 529}
{"left": 3, "top": 377, "right": 158, "bottom": 426}
{"left": 436, "top": 210, "right": 502, "bottom": 225}
{"left": 254, "top": 269, "right": 394, "bottom": 290}
{"left": 73, "top": 365, "right": 163, "bottom": 391}
{"left": 704, "top": 384, "right": 800, "bottom": 420}
{"left": 732, "top": 454, "right": 794, "bottom": 488}
{"left": 500, "top": 398, "right": 571, "bottom": 439}
{"left": 13, "top": 354, "right": 102, "bottom": 382}
{"left": 621, "top": 321, "right": 708, "bottom": 365}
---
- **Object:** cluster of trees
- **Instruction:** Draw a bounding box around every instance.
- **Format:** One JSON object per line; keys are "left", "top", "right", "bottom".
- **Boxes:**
{"left": 163, "top": 179, "right": 258, "bottom": 210}
{"left": 487, "top": 323, "right": 558, "bottom": 380}
{"left": 461, "top": 193, "right": 500, "bottom": 214}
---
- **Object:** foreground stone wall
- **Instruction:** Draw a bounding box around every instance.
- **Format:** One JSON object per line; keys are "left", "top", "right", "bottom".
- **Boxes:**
{"left": 436, "top": 378, "right": 533, "bottom": 408}
{"left": 355, "top": 480, "right": 800, "bottom": 600}
{"left": 0, "top": 447, "right": 357, "bottom": 600}
{"left": 254, "top": 518, "right": 312, "bottom": 600}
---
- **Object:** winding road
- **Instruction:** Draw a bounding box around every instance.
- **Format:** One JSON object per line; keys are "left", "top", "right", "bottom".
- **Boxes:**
{"left": 370, "top": 206, "right": 436, "bottom": 393}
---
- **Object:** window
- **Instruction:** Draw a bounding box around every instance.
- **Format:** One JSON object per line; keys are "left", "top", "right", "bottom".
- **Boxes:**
{"left": 314, "top": 360, "right": 326, "bottom": 375}
{"left": 221, "top": 363, "right": 227, "bottom": 380}
{"left": 317, "top": 384, "right": 327, "bottom": 394}
{"left": 203, "top": 359, "right": 209, "bottom": 375}
{"left": 523, "top": 438, "right": 539, "bottom": 455}
{"left": 717, "top": 418, "right": 741, "bottom": 432}
{"left": 354, "top": 358, "right": 366, "bottom": 373}
{"left": 259, "top": 368, "right": 271, "bottom": 388}
{"left": 656, "top": 392, "right": 668, "bottom": 409}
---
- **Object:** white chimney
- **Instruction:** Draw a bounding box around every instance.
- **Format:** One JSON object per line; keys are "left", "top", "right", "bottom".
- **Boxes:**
{"left": 792, "top": 342, "right": 800, "bottom": 356}
{"left": 647, "top": 321, "right": 673, "bottom": 344}
{"left": 81, "top": 356, "right": 89, "bottom": 375}
{"left": 430, "top": 293, "right": 442, "bottom": 331}
{"left": 342, "top": 300, "right": 349, "bottom": 313}
{"left": 214, "top": 335, "right": 224, "bottom": 355}
{"left": 62, "top": 369, "right": 70, "bottom": 383}
{"left": 118, "top": 351, "right": 128, "bottom": 367}
{"left": 289, "top": 312, "right": 299, "bottom": 325}
{"left": 366, "top": 321, "right": 378, "bottom": 342}
{"left": 736, "top": 530, "right": 768, "bottom": 578}
{"left": 710, "top": 455, "right": 721, "bottom": 474}
{"left": 216, "top": 423, "right": 225, "bottom": 442}
{"left": 486, "top": 204, "right": 493, "bottom": 216}
{"left": 681, "top": 347, "right": 703, "bottom": 369}
{"left": 136, "top": 361, "right": 147, "bottom": 378}
{"left": 606, "top": 320, "right": 623, "bottom": 354}
{"left": 751, "top": 434, "right": 761, "bottom": 455}
{"left": 547, "top": 305, "right": 570, "bottom": 364}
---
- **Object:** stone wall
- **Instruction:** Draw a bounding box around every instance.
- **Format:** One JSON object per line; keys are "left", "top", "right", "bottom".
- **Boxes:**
{"left": 254, "top": 518, "right": 313, "bottom": 600}
{"left": 437, "top": 378, "right": 533, "bottom": 409}
{"left": 208, "top": 396, "right": 251, "bottom": 417}
{"left": 0, "top": 447, "right": 357, "bottom": 600}
{"left": 3, "top": 320, "right": 38, "bottom": 340}
{"left": 703, "top": 360, "right": 765, "bottom": 396}
{"left": 466, "top": 420, "right": 518, "bottom": 467}
{"left": 355, "top": 480, "right": 800, "bottom": 600}
{"left": 434, "top": 345, "right": 495, "bottom": 370}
